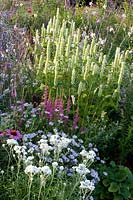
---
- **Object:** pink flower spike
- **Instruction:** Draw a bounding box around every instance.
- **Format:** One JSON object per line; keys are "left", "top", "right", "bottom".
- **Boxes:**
{"left": 45, "top": 99, "right": 54, "bottom": 120}
{"left": 54, "top": 98, "right": 64, "bottom": 120}
{"left": 66, "top": 98, "right": 71, "bottom": 113}
{"left": 11, "top": 88, "right": 17, "bottom": 97}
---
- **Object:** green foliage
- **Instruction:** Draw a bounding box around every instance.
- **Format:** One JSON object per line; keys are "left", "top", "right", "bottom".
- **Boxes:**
{"left": 73, "top": 4, "right": 133, "bottom": 58}
{"left": 0, "top": 129, "right": 100, "bottom": 200}
{"left": 0, "top": 0, "right": 13, "bottom": 10}
{"left": 29, "top": 9, "right": 130, "bottom": 125}
{"left": 82, "top": 115, "right": 133, "bottom": 167}
{"left": 0, "top": 2, "right": 133, "bottom": 199}
{"left": 12, "top": 0, "right": 66, "bottom": 32}
{"left": 94, "top": 162, "right": 133, "bottom": 200}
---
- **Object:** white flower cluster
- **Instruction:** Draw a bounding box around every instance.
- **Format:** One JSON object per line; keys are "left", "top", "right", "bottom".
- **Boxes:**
{"left": 50, "top": 134, "right": 71, "bottom": 153}
{"left": 14, "top": 145, "right": 22, "bottom": 154}
{"left": 12, "top": 145, "right": 28, "bottom": 162}
{"left": 38, "top": 139, "right": 53, "bottom": 155}
{"left": 73, "top": 164, "right": 90, "bottom": 176}
{"left": 80, "top": 180, "right": 95, "bottom": 191}
{"left": 14, "top": 145, "right": 27, "bottom": 155}
{"left": 40, "top": 166, "right": 52, "bottom": 175}
{"left": 80, "top": 149, "right": 96, "bottom": 162}
{"left": 7, "top": 139, "right": 18, "bottom": 145}
{"left": 49, "top": 134, "right": 59, "bottom": 146}
{"left": 24, "top": 165, "right": 39, "bottom": 175}
{"left": 52, "top": 162, "right": 58, "bottom": 169}
{"left": 4, "top": 125, "right": 100, "bottom": 198}
{"left": 24, "top": 165, "right": 52, "bottom": 176}
{"left": 58, "top": 137, "right": 71, "bottom": 152}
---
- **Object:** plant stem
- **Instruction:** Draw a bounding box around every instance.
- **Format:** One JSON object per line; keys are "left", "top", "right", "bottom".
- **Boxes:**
{"left": 38, "top": 184, "right": 43, "bottom": 200}
{"left": 68, "top": 176, "right": 81, "bottom": 200}
{"left": 28, "top": 175, "right": 33, "bottom": 200}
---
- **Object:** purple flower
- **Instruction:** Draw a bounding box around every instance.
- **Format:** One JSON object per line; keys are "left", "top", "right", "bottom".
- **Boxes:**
{"left": 68, "top": 154, "right": 75, "bottom": 160}
{"left": 67, "top": 172, "right": 73, "bottom": 177}
{"left": 72, "top": 151, "right": 79, "bottom": 157}
{"left": 90, "top": 169, "right": 100, "bottom": 182}
{"left": 6, "top": 129, "right": 22, "bottom": 140}
{"left": 96, "top": 19, "right": 101, "bottom": 24}
{"left": 62, "top": 155, "right": 70, "bottom": 163}
{"left": 0, "top": 132, "right": 4, "bottom": 138}
{"left": 72, "top": 159, "right": 78, "bottom": 164}
{"left": 89, "top": 196, "right": 94, "bottom": 200}
{"left": 54, "top": 98, "right": 64, "bottom": 120}
{"left": 69, "top": 168, "right": 74, "bottom": 173}
{"left": 58, "top": 158, "right": 63, "bottom": 163}
{"left": 45, "top": 99, "right": 54, "bottom": 120}
{"left": 71, "top": 139, "right": 80, "bottom": 147}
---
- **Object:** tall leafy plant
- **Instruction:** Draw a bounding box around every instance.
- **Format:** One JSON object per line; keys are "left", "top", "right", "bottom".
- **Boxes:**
{"left": 31, "top": 9, "right": 129, "bottom": 124}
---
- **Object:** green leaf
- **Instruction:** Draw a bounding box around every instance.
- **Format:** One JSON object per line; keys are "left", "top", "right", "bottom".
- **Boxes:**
{"left": 113, "top": 196, "right": 119, "bottom": 200}
{"left": 82, "top": 93, "right": 87, "bottom": 98}
{"left": 113, "top": 194, "right": 120, "bottom": 200}
{"left": 40, "top": 83, "right": 45, "bottom": 90}
{"left": 126, "top": 168, "right": 133, "bottom": 187}
{"left": 108, "top": 182, "right": 119, "bottom": 192}
{"left": 103, "top": 179, "right": 110, "bottom": 187}
{"left": 115, "top": 168, "right": 128, "bottom": 182}
{"left": 100, "top": 192, "right": 111, "bottom": 199}
{"left": 110, "top": 161, "right": 116, "bottom": 168}
{"left": 120, "top": 187, "right": 130, "bottom": 198}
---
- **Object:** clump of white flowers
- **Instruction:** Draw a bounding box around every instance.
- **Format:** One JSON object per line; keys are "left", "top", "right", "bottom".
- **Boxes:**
{"left": 80, "top": 149, "right": 96, "bottom": 162}
{"left": 73, "top": 164, "right": 90, "bottom": 176}
{"left": 50, "top": 134, "right": 71, "bottom": 153}
{"left": 38, "top": 139, "right": 53, "bottom": 155}
{"left": 52, "top": 162, "right": 58, "bottom": 169}
{"left": 40, "top": 166, "right": 52, "bottom": 175}
{"left": 80, "top": 179, "right": 95, "bottom": 191}
{"left": 3, "top": 124, "right": 103, "bottom": 200}
{"left": 24, "top": 165, "right": 39, "bottom": 175}
{"left": 7, "top": 139, "right": 18, "bottom": 146}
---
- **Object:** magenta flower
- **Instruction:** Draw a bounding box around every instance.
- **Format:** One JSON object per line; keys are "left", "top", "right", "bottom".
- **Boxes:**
{"left": 6, "top": 129, "right": 22, "bottom": 140}
{"left": 0, "top": 132, "right": 4, "bottom": 138}
{"left": 54, "top": 98, "right": 64, "bottom": 120}
{"left": 11, "top": 88, "right": 17, "bottom": 97}
{"left": 45, "top": 99, "right": 54, "bottom": 120}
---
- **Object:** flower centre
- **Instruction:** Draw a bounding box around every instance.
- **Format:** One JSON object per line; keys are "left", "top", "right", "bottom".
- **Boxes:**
{"left": 10, "top": 130, "right": 17, "bottom": 136}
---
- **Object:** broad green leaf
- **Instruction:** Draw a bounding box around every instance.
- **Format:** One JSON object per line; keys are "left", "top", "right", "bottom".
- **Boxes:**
{"left": 103, "top": 179, "right": 110, "bottom": 187}
{"left": 113, "top": 194, "right": 120, "bottom": 200}
{"left": 115, "top": 168, "right": 128, "bottom": 182}
{"left": 113, "top": 196, "right": 119, "bottom": 200}
{"left": 110, "top": 161, "right": 116, "bottom": 168}
{"left": 100, "top": 192, "right": 111, "bottom": 199}
{"left": 108, "top": 182, "right": 119, "bottom": 192}
{"left": 120, "top": 187, "right": 130, "bottom": 198}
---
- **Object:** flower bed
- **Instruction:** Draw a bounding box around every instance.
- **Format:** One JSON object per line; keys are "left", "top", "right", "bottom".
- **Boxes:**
{"left": 0, "top": 1, "right": 133, "bottom": 199}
